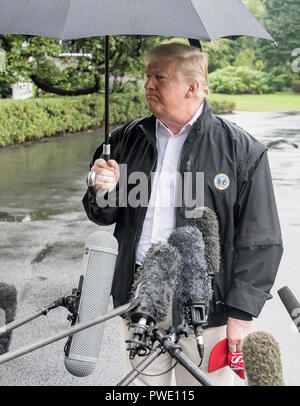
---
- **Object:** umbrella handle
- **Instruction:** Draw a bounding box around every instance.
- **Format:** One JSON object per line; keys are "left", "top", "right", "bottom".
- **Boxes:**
{"left": 102, "top": 143, "right": 111, "bottom": 161}
{"left": 95, "top": 142, "right": 110, "bottom": 201}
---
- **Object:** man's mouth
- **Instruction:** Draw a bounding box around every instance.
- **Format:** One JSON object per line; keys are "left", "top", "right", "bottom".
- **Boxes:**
{"left": 146, "top": 93, "right": 158, "bottom": 100}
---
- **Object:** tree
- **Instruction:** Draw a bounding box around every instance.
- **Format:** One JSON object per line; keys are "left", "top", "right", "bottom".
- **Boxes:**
{"left": 0, "top": 35, "right": 160, "bottom": 96}
{"left": 258, "top": 0, "right": 300, "bottom": 70}
{"left": 244, "top": 0, "right": 266, "bottom": 18}
{"left": 201, "top": 39, "right": 237, "bottom": 73}
{"left": 0, "top": 35, "right": 62, "bottom": 95}
{"left": 202, "top": 0, "right": 267, "bottom": 73}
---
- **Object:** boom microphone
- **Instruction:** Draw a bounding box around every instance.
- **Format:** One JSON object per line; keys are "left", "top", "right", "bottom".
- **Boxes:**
{"left": 188, "top": 206, "right": 220, "bottom": 275}
{"left": 168, "top": 226, "right": 210, "bottom": 307}
{"left": 278, "top": 286, "right": 300, "bottom": 333}
{"left": 168, "top": 226, "right": 211, "bottom": 359}
{"left": 127, "top": 242, "right": 182, "bottom": 359}
{"left": 243, "top": 331, "right": 285, "bottom": 386}
{"left": 64, "top": 230, "right": 118, "bottom": 377}
{"left": 168, "top": 226, "right": 210, "bottom": 305}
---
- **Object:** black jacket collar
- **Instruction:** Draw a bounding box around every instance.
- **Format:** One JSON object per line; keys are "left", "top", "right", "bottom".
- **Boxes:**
{"left": 137, "top": 99, "right": 212, "bottom": 141}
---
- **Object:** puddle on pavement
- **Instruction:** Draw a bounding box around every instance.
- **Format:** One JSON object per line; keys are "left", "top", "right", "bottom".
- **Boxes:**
{"left": 31, "top": 244, "right": 54, "bottom": 264}
{"left": 267, "top": 139, "right": 299, "bottom": 149}
{"left": 36, "top": 276, "right": 48, "bottom": 281}
{"left": 0, "top": 208, "right": 62, "bottom": 222}
{"left": 31, "top": 241, "right": 84, "bottom": 264}
{"left": 274, "top": 111, "right": 300, "bottom": 118}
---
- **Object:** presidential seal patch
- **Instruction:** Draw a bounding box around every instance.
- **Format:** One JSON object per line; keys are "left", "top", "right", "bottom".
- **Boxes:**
{"left": 214, "top": 173, "right": 230, "bottom": 190}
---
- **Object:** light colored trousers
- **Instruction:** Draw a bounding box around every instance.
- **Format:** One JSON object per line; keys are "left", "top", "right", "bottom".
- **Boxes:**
{"left": 120, "top": 308, "right": 234, "bottom": 386}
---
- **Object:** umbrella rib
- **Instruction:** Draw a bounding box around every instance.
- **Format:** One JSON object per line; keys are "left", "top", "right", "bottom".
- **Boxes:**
{"left": 190, "top": 0, "right": 212, "bottom": 42}
{"left": 60, "top": 0, "right": 74, "bottom": 40}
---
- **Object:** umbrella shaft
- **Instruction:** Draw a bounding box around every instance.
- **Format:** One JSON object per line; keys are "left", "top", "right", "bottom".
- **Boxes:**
{"left": 104, "top": 35, "right": 110, "bottom": 151}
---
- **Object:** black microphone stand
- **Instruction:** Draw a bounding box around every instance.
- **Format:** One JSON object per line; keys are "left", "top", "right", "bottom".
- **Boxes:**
{"left": 0, "top": 276, "right": 84, "bottom": 336}
{"left": 0, "top": 273, "right": 132, "bottom": 365}
{"left": 117, "top": 324, "right": 213, "bottom": 386}
{"left": 0, "top": 303, "right": 131, "bottom": 365}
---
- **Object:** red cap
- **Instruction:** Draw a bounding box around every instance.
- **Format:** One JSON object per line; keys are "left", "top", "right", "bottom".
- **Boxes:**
{"left": 208, "top": 338, "right": 245, "bottom": 379}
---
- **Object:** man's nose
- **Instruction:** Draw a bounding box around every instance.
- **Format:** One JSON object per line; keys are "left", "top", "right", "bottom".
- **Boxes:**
{"left": 144, "top": 75, "right": 154, "bottom": 90}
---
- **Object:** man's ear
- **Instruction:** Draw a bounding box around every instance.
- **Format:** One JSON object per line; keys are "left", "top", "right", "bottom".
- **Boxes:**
{"left": 186, "top": 81, "right": 200, "bottom": 98}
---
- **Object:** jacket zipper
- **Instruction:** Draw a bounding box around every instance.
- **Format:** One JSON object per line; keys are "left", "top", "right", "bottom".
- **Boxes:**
{"left": 175, "top": 146, "right": 192, "bottom": 227}
{"left": 131, "top": 144, "right": 158, "bottom": 272}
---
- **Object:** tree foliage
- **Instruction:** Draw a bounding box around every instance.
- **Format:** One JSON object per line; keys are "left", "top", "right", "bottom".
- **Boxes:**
{"left": 209, "top": 65, "right": 273, "bottom": 94}
{"left": 0, "top": 35, "right": 160, "bottom": 95}
{"left": 258, "top": 0, "right": 300, "bottom": 69}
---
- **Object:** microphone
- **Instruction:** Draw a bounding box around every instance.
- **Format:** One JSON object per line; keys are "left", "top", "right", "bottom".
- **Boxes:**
{"left": 278, "top": 286, "right": 300, "bottom": 333}
{"left": 188, "top": 206, "right": 220, "bottom": 276}
{"left": 243, "top": 331, "right": 285, "bottom": 386}
{"left": 0, "top": 283, "right": 17, "bottom": 355}
{"left": 64, "top": 230, "right": 118, "bottom": 377}
{"left": 127, "top": 242, "right": 182, "bottom": 360}
{"left": 168, "top": 226, "right": 211, "bottom": 360}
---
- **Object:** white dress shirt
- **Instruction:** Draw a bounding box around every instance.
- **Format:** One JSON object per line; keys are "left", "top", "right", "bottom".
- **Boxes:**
{"left": 135, "top": 103, "right": 204, "bottom": 265}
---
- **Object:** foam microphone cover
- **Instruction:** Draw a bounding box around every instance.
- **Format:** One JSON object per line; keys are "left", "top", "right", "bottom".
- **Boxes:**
{"left": 243, "top": 331, "right": 285, "bottom": 386}
{"left": 168, "top": 226, "right": 210, "bottom": 307}
{"left": 0, "top": 282, "right": 17, "bottom": 355}
{"left": 64, "top": 231, "right": 118, "bottom": 377}
{"left": 189, "top": 206, "right": 220, "bottom": 275}
{"left": 130, "top": 242, "right": 182, "bottom": 322}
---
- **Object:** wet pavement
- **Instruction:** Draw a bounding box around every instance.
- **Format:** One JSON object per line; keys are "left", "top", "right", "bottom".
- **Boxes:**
{"left": 0, "top": 110, "right": 300, "bottom": 386}
{"left": 0, "top": 130, "right": 124, "bottom": 386}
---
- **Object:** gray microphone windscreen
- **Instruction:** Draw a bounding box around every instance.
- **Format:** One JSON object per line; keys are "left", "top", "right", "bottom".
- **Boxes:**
{"left": 130, "top": 242, "right": 182, "bottom": 323}
{"left": 0, "top": 283, "right": 17, "bottom": 355}
{"left": 189, "top": 207, "right": 220, "bottom": 275}
{"left": 168, "top": 226, "right": 210, "bottom": 306}
{"left": 243, "top": 331, "right": 285, "bottom": 386}
{"left": 64, "top": 231, "right": 118, "bottom": 377}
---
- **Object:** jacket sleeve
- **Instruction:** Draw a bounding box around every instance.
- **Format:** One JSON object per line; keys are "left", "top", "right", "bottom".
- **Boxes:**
{"left": 82, "top": 125, "right": 126, "bottom": 226}
{"left": 225, "top": 148, "right": 283, "bottom": 318}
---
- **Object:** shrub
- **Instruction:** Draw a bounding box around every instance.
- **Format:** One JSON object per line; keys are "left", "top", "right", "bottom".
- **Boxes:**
{"left": 0, "top": 92, "right": 235, "bottom": 147}
{"left": 209, "top": 99, "right": 236, "bottom": 114}
{"left": 267, "top": 66, "right": 299, "bottom": 92}
{"left": 209, "top": 66, "right": 275, "bottom": 94}
{"left": 291, "top": 80, "right": 300, "bottom": 93}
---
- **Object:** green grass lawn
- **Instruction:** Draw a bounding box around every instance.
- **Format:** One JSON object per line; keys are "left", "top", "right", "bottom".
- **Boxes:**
{"left": 209, "top": 92, "right": 300, "bottom": 112}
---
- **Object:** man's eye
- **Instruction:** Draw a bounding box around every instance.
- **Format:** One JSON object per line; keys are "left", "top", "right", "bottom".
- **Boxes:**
{"left": 156, "top": 75, "right": 165, "bottom": 80}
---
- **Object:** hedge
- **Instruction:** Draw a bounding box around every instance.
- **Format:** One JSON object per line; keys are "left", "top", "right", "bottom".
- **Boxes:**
{"left": 0, "top": 93, "right": 235, "bottom": 147}
{"left": 209, "top": 66, "right": 274, "bottom": 95}
{"left": 291, "top": 80, "right": 300, "bottom": 93}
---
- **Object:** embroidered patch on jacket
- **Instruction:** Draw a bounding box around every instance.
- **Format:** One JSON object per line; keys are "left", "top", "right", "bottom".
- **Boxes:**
{"left": 214, "top": 173, "right": 230, "bottom": 190}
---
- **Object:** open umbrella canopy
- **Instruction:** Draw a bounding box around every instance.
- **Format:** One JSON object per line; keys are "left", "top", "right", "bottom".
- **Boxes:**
{"left": 0, "top": 0, "right": 275, "bottom": 153}
{"left": 0, "top": 0, "right": 274, "bottom": 42}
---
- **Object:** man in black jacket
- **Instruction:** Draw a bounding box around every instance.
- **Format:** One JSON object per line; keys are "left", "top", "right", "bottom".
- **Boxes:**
{"left": 83, "top": 42, "right": 283, "bottom": 385}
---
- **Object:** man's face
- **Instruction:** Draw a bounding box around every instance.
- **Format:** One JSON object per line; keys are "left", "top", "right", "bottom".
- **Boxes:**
{"left": 144, "top": 60, "right": 189, "bottom": 123}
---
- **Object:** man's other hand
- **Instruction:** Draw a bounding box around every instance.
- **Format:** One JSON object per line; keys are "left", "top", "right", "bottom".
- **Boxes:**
{"left": 227, "top": 317, "right": 253, "bottom": 353}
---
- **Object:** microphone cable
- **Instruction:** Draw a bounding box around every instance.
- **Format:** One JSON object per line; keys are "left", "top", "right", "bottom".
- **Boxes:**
{"left": 128, "top": 325, "right": 180, "bottom": 378}
{"left": 130, "top": 357, "right": 178, "bottom": 378}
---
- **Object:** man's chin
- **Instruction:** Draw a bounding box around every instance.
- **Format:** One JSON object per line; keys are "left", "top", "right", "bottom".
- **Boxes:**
{"left": 147, "top": 101, "right": 161, "bottom": 117}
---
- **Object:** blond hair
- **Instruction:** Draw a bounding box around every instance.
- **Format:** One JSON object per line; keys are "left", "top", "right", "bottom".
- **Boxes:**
{"left": 144, "top": 42, "right": 209, "bottom": 99}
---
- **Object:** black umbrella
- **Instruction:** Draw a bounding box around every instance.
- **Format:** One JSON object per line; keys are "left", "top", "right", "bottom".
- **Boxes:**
{"left": 0, "top": 0, "right": 275, "bottom": 152}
